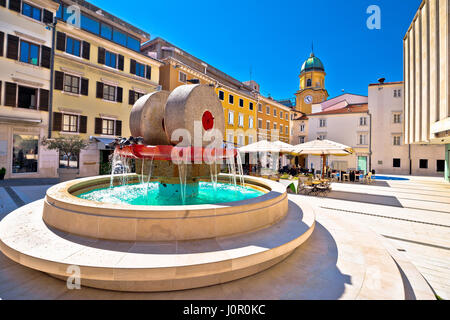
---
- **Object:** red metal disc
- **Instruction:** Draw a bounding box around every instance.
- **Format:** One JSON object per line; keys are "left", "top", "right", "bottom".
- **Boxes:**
{"left": 202, "top": 111, "right": 214, "bottom": 131}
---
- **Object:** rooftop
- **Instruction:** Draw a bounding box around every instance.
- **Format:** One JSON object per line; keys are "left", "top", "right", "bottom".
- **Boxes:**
{"left": 308, "top": 104, "right": 369, "bottom": 116}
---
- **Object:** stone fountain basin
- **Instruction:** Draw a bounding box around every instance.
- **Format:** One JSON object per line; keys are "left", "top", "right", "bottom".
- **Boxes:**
{"left": 43, "top": 174, "right": 288, "bottom": 242}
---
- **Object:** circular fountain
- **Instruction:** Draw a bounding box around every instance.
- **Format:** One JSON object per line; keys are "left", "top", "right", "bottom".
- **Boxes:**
{"left": 0, "top": 84, "right": 315, "bottom": 292}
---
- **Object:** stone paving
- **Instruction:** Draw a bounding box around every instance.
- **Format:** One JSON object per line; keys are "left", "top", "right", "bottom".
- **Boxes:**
{"left": 0, "top": 176, "right": 448, "bottom": 299}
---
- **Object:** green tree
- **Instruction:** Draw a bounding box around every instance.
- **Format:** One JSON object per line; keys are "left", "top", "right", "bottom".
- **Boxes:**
{"left": 41, "top": 135, "right": 89, "bottom": 168}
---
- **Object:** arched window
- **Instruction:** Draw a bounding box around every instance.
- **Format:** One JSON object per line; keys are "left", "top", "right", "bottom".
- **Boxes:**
{"left": 306, "top": 79, "right": 312, "bottom": 87}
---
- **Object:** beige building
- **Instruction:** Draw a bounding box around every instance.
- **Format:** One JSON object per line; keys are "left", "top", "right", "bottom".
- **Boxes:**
{"left": 403, "top": 0, "right": 449, "bottom": 181}
{"left": 0, "top": 0, "right": 60, "bottom": 179}
{"left": 369, "top": 81, "right": 445, "bottom": 176}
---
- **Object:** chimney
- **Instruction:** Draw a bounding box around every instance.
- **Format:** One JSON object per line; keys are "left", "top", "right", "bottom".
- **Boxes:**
{"left": 378, "top": 77, "right": 386, "bottom": 84}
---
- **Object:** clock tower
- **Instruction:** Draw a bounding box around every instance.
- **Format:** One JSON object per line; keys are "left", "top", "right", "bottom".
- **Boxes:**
{"left": 295, "top": 51, "right": 328, "bottom": 114}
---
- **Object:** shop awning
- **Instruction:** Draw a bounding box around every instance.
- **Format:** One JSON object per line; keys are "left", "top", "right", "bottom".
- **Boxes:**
{"left": 0, "top": 116, "right": 42, "bottom": 125}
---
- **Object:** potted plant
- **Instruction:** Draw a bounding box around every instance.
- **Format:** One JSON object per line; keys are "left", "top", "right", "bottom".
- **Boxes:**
{"left": 42, "top": 135, "right": 89, "bottom": 182}
{"left": 0, "top": 167, "right": 6, "bottom": 180}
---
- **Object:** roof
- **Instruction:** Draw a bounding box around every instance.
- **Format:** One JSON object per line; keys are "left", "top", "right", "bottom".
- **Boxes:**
{"left": 308, "top": 104, "right": 368, "bottom": 116}
{"left": 369, "top": 81, "right": 403, "bottom": 87}
{"left": 319, "top": 93, "right": 368, "bottom": 110}
{"left": 301, "top": 52, "right": 325, "bottom": 74}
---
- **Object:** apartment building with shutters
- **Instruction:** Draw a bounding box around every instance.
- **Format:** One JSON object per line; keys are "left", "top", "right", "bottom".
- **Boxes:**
{"left": 51, "top": 0, "right": 161, "bottom": 177}
{"left": 0, "top": 0, "right": 60, "bottom": 179}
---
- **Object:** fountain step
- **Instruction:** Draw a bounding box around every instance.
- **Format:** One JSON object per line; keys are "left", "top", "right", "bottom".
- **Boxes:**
{"left": 0, "top": 197, "right": 315, "bottom": 292}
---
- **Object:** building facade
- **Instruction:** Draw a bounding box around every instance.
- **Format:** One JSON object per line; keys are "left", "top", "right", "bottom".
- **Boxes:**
{"left": 403, "top": 0, "right": 449, "bottom": 181}
{"left": 51, "top": 0, "right": 162, "bottom": 177}
{"left": 0, "top": 0, "right": 60, "bottom": 179}
{"left": 141, "top": 37, "right": 291, "bottom": 147}
{"left": 369, "top": 81, "right": 445, "bottom": 176}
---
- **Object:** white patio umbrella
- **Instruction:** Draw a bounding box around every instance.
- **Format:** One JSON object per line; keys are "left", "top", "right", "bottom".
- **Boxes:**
{"left": 292, "top": 139, "right": 353, "bottom": 178}
{"left": 271, "top": 140, "right": 295, "bottom": 153}
{"left": 238, "top": 140, "right": 282, "bottom": 153}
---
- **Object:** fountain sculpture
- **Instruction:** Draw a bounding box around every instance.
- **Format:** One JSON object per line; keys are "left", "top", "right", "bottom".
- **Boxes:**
{"left": 0, "top": 84, "right": 315, "bottom": 292}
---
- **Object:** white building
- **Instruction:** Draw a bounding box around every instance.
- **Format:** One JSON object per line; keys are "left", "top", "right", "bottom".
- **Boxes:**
{"left": 369, "top": 81, "right": 445, "bottom": 176}
{"left": 306, "top": 94, "right": 370, "bottom": 173}
{"left": 0, "top": 0, "right": 60, "bottom": 179}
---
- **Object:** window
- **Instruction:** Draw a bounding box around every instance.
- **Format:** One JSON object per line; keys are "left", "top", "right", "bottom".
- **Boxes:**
{"left": 17, "top": 86, "right": 37, "bottom": 109}
{"left": 239, "top": 99, "right": 244, "bottom": 108}
{"left": 218, "top": 90, "right": 224, "bottom": 101}
{"left": 64, "top": 74, "right": 80, "bottom": 94}
{"left": 280, "top": 111, "right": 283, "bottom": 119}
{"left": 227, "top": 133, "right": 234, "bottom": 144}
{"left": 319, "top": 119, "right": 327, "bottom": 128}
{"left": 273, "top": 109, "right": 277, "bottom": 117}
{"left": 238, "top": 114, "right": 244, "bottom": 127}
{"left": 437, "top": 160, "right": 445, "bottom": 172}
{"left": 102, "top": 119, "right": 115, "bottom": 135}
{"left": 280, "top": 124, "right": 283, "bottom": 134}
{"left": 285, "top": 113, "right": 288, "bottom": 121}
{"left": 300, "top": 124, "right": 305, "bottom": 132}
{"left": 266, "top": 121, "right": 270, "bottom": 130}
{"left": 179, "top": 71, "right": 187, "bottom": 83}
{"left": 81, "top": 14, "right": 100, "bottom": 34}
{"left": 59, "top": 152, "right": 79, "bottom": 169}
{"left": 19, "top": 40, "right": 39, "bottom": 65}
{"left": 393, "top": 158, "right": 401, "bottom": 168}
{"left": 394, "top": 89, "right": 402, "bottom": 98}
{"left": 393, "top": 135, "right": 401, "bottom": 146}
{"left": 318, "top": 134, "right": 326, "bottom": 140}
{"left": 285, "top": 126, "right": 288, "bottom": 135}
{"left": 249, "top": 102, "right": 254, "bottom": 110}
{"left": 22, "top": 2, "right": 41, "bottom": 21}
{"left": 105, "top": 50, "right": 117, "bottom": 68}
{"left": 299, "top": 136, "right": 305, "bottom": 144}
{"left": 248, "top": 135, "right": 254, "bottom": 145}
{"left": 419, "top": 159, "right": 428, "bottom": 169}
{"left": 103, "top": 84, "right": 116, "bottom": 101}
{"left": 62, "top": 114, "right": 78, "bottom": 132}
{"left": 258, "top": 118, "right": 262, "bottom": 129}
{"left": 237, "top": 135, "right": 244, "bottom": 147}
{"left": 258, "top": 103, "right": 262, "bottom": 113}
{"left": 101, "top": 24, "right": 113, "bottom": 39}
{"left": 249, "top": 116, "right": 254, "bottom": 129}
{"left": 134, "top": 61, "right": 146, "bottom": 78}
{"left": 266, "top": 106, "right": 270, "bottom": 115}
{"left": 229, "top": 94, "right": 234, "bottom": 105}
{"left": 12, "top": 134, "right": 39, "bottom": 173}
{"left": 113, "top": 30, "right": 127, "bottom": 46}
{"left": 273, "top": 123, "right": 277, "bottom": 130}
{"left": 66, "top": 37, "right": 80, "bottom": 57}
{"left": 359, "top": 134, "right": 368, "bottom": 145}
{"left": 359, "top": 117, "right": 367, "bottom": 126}
{"left": 228, "top": 110, "right": 234, "bottom": 125}
{"left": 307, "top": 79, "right": 312, "bottom": 87}
{"left": 393, "top": 113, "right": 402, "bottom": 124}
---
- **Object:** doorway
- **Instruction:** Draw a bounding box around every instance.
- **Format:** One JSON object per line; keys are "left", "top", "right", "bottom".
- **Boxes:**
{"left": 358, "top": 156, "right": 368, "bottom": 174}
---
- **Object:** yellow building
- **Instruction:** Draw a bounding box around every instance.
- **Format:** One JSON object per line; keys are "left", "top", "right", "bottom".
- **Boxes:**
{"left": 52, "top": 0, "right": 162, "bottom": 177}
{"left": 142, "top": 38, "right": 262, "bottom": 147}
{"left": 295, "top": 52, "right": 328, "bottom": 114}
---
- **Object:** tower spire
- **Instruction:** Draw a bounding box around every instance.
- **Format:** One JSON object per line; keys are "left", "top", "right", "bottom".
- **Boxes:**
{"left": 311, "top": 41, "right": 315, "bottom": 57}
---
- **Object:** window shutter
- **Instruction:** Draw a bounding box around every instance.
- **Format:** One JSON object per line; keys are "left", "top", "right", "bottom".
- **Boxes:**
{"left": 79, "top": 116, "right": 88, "bottom": 134}
{"left": 95, "top": 118, "right": 102, "bottom": 134}
{"left": 0, "top": 0, "right": 6, "bottom": 7}
{"left": 146, "top": 65, "right": 151, "bottom": 80}
{"left": 54, "top": 71, "right": 64, "bottom": 90}
{"left": 5, "top": 82, "right": 17, "bottom": 107}
{"left": 6, "top": 34, "right": 19, "bottom": 60}
{"left": 0, "top": 82, "right": 2, "bottom": 106}
{"left": 56, "top": 32, "right": 66, "bottom": 51}
{"left": 98, "top": 47, "right": 105, "bottom": 64}
{"left": 116, "top": 87, "right": 123, "bottom": 103}
{"left": 130, "top": 59, "right": 136, "bottom": 74}
{"left": 129, "top": 90, "right": 135, "bottom": 105}
{"left": 96, "top": 82, "right": 103, "bottom": 99}
{"left": 53, "top": 112, "right": 62, "bottom": 132}
{"left": 43, "top": 9, "right": 53, "bottom": 24}
{"left": 8, "top": 0, "right": 20, "bottom": 12}
{"left": 41, "top": 46, "right": 51, "bottom": 68}
{"left": 115, "top": 120, "right": 122, "bottom": 136}
{"left": 82, "top": 41, "right": 90, "bottom": 60}
{"left": 118, "top": 54, "right": 124, "bottom": 71}
{"left": 39, "top": 89, "right": 49, "bottom": 111}
{"left": 0, "top": 31, "right": 4, "bottom": 56}
{"left": 80, "top": 78, "right": 89, "bottom": 96}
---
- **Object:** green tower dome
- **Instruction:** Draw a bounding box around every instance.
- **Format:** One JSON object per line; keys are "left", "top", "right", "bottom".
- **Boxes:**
{"left": 300, "top": 53, "right": 325, "bottom": 74}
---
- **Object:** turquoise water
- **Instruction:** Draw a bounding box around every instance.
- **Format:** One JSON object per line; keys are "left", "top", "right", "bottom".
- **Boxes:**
{"left": 77, "top": 182, "right": 265, "bottom": 206}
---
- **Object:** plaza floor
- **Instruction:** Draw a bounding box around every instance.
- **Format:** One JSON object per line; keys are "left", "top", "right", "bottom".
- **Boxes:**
{"left": 0, "top": 176, "right": 448, "bottom": 300}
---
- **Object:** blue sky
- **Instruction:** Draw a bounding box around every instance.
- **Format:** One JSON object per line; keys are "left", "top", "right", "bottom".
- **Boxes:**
{"left": 89, "top": 0, "right": 421, "bottom": 100}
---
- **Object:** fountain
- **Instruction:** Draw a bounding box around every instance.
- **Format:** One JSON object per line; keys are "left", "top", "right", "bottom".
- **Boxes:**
{"left": 0, "top": 84, "right": 316, "bottom": 292}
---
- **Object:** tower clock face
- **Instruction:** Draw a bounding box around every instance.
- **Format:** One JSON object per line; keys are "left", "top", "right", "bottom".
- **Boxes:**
{"left": 304, "top": 95, "right": 313, "bottom": 104}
